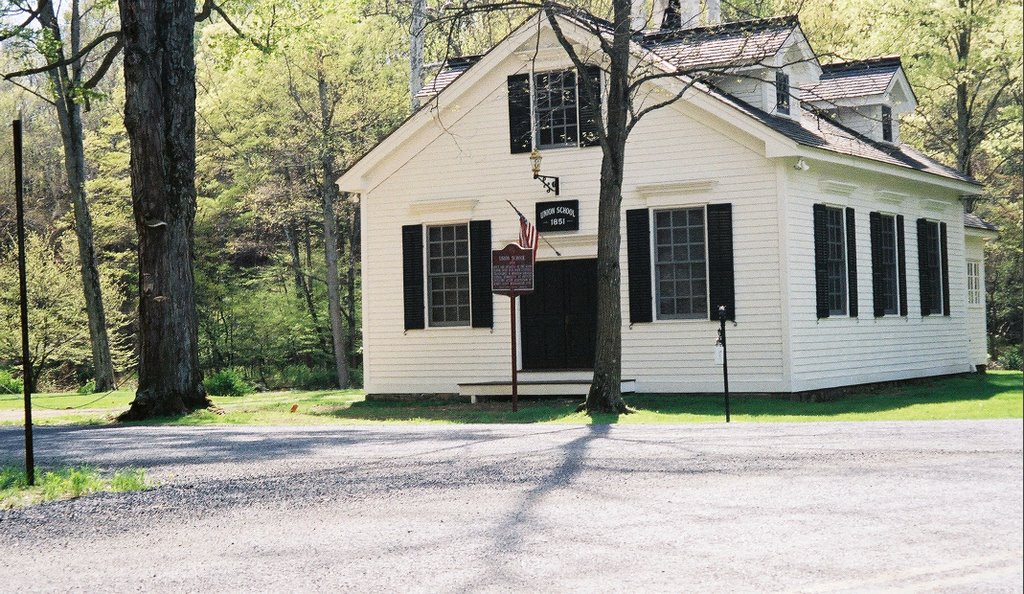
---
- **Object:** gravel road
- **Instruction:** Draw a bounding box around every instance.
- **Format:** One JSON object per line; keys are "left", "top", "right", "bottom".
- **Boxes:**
{"left": 1, "top": 420, "right": 1021, "bottom": 593}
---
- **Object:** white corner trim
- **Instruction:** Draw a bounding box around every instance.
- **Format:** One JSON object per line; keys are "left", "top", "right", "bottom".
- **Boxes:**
{"left": 875, "top": 190, "right": 909, "bottom": 204}
{"left": 819, "top": 179, "right": 858, "bottom": 195}
{"left": 409, "top": 198, "right": 479, "bottom": 216}
{"left": 922, "top": 198, "right": 949, "bottom": 212}
{"left": 636, "top": 180, "right": 718, "bottom": 204}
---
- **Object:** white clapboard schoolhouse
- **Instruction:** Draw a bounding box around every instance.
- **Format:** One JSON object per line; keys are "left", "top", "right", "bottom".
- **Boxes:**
{"left": 337, "top": 1, "right": 997, "bottom": 398}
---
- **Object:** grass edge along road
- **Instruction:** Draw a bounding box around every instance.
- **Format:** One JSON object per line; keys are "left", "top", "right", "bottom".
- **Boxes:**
{"left": 0, "top": 465, "right": 147, "bottom": 510}
{"left": 0, "top": 371, "right": 1020, "bottom": 426}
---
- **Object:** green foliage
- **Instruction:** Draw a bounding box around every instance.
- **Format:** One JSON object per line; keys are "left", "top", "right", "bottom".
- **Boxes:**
{"left": 279, "top": 365, "right": 339, "bottom": 390}
{"left": 995, "top": 345, "right": 1023, "bottom": 372}
{"left": 204, "top": 369, "right": 254, "bottom": 396}
{"left": 77, "top": 380, "right": 96, "bottom": 395}
{"left": 1, "top": 465, "right": 147, "bottom": 509}
{"left": 0, "top": 234, "right": 133, "bottom": 390}
{"left": 0, "top": 369, "right": 22, "bottom": 394}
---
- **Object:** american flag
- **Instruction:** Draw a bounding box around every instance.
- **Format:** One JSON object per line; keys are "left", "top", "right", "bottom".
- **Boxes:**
{"left": 518, "top": 213, "right": 539, "bottom": 260}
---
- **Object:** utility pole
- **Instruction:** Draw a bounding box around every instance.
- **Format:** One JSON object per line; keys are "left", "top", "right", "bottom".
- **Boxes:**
{"left": 14, "top": 118, "right": 35, "bottom": 485}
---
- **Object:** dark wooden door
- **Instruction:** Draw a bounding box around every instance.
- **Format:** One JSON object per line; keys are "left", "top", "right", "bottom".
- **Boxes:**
{"left": 520, "top": 259, "right": 597, "bottom": 370}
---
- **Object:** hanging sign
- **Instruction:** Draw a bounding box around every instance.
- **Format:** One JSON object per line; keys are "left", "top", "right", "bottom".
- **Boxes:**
{"left": 536, "top": 200, "right": 579, "bottom": 232}
{"left": 491, "top": 244, "right": 534, "bottom": 296}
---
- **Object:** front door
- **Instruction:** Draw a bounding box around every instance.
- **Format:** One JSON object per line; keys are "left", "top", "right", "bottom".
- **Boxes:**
{"left": 520, "top": 259, "right": 598, "bottom": 370}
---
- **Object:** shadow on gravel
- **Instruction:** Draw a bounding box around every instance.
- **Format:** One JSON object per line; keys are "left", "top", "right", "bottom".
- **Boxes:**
{"left": 457, "top": 424, "right": 612, "bottom": 591}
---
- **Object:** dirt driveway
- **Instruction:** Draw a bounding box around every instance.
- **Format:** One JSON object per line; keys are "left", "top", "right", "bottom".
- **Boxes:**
{"left": 1, "top": 420, "right": 1021, "bottom": 592}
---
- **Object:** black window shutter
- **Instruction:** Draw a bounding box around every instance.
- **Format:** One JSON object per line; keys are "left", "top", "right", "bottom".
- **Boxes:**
{"left": 917, "top": 218, "right": 932, "bottom": 316}
{"left": 402, "top": 224, "right": 424, "bottom": 330}
{"left": 626, "top": 208, "right": 652, "bottom": 324}
{"left": 896, "top": 215, "right": 908, "bottom": 316}
{"left": 578, "top": 65, "right": 602, "bottom": 148}
{"left": 507, "top": 74, "right": 532, "bottom": 154}
{"left": 845, "top": 207, "right": 858, "bottom": 318}
{"left": 940, "top": 222, "right": 950, "bottom": 316}
{"left": 707, "top": 203, "right": 735, "bottom": 321}
{"left": 469, "top": 220, "right": 493, "bottom": 328}
{"left": 869, "top": 212, "right": 885, "bottom": 317}
{"left": 813, "top": 204, "right": 830, "bottom": 318}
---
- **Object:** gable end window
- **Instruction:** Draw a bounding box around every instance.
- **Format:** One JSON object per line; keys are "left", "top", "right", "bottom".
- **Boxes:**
{"left": 507, "top": 67, "right": 601, "bottom": 154}
{"left": 775, "top": 71, "right": 790, "bottom": 115}
{"left": 870, "top": 212, "right": 907, "bottom": 317}
{"left": 881, "top": 106, "right": 893, "bottom": 142}
{"left": 917, "top": 219, "right": 949, "bottom": 316}
{"left": 813, "top": 204, "right": 858, "bottom": 318}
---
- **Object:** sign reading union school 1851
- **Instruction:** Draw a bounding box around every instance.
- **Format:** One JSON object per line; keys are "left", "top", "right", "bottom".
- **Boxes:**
{"left": 491, "top": 244, "right": 534, "bottom": 295}
{"left": 536, "top": 199, "right": 579, "bottom": 232}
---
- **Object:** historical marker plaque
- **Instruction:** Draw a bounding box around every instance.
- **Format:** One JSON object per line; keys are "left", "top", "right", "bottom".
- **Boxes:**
{"left": 491, "top": 244, "right": 534, "bottom": 295}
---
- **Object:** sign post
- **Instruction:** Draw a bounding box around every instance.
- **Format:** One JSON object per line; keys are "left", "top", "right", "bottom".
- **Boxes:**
{"left": 717, "top": 305, "right": 730, "bottom": 423}
{"left": 13, "top": 119, "right": 34, "bottom": 484}
{"left": 492, "top": 244, "right": 534, "bottom": 412}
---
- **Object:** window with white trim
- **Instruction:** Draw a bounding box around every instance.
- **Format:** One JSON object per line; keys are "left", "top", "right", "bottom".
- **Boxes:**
{"left": 654, "top": 207, "right": 708, "bottom": 319}
{"left": 534, "top": 70, "right": 579, "bottom": 148}
{"left": 427, "top": 224, "right": 470, "bottom": 326}
{"left": 877, "top": 214, "right": 899, "bottom": 315}
{"left": 967, "top": 260, "right": 981, "bottom": 306}
{"left": 825, "top": 206, "right": 848, "bottom": 316}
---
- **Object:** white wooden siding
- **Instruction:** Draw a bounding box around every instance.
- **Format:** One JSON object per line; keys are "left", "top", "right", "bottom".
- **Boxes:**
{"left": 784, "top": 161, "right": 975, "bottom": 391}
{"left": 965, "top": 236, "right": 989, "bottom": 365}
{"left": 360, "top": 50, "right": 787, "bottom": 395}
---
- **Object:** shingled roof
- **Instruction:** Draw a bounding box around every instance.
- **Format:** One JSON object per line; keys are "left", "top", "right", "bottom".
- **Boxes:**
{"left": 801, "top": 56, "right": 904, "bottom": 103}
{"left": 964, "top": 212, "right": 998, "bottom": 232}
{"left": 415, "top": 55, "right": 482, "bottom": 99}
{"left": 641, "top": 15, "right": 799, "bottom": 71}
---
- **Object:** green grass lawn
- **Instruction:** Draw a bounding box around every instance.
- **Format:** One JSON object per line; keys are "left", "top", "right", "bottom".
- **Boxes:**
{"left": 0, "top": 371, "right": 1020, "bottom": 426}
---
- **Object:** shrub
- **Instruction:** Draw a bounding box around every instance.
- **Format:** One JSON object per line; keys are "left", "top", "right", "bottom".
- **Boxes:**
{"left": 996, "top": 345, "right": 1023, "bottom": 371}
{"left": 0, "top": 370, "right": 22, "bottom": 394}
{"left": 203, "top": 369, "right": 253, "bottom": 396}
{"left": 77, "top": 380, "right": 96, "bottom": 395}
{"left": 278, "top": 365, "right": 337, "bottom": 390}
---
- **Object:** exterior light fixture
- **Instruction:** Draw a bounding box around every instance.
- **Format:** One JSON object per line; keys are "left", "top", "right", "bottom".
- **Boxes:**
{"left": 794, "top": 158, "right": 810, "bottom": 171}
{"left": 529, "top": 148, "right": 560, "bottom": 195}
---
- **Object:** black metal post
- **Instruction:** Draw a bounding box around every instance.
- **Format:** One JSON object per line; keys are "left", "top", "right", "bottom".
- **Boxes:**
{"left": 510, "top": 292, "right": 518, "bottom": 413}
{"left": 718, "top": 305, "right": 730, "bottom": 423}
{"left": 13, "top": 119, "right": 35, "bottom": 485}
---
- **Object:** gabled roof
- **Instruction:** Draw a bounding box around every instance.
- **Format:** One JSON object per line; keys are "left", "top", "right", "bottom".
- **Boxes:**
{"left": 641, "top": 15, "right": 800, "bottom": 70}
{"left": 964, "top": 212, "right": 998, "bottom": 232}
{"left": 710, "top": 88, "right": 976, "bottom": 183}
{"left": 800, "top": 56, "right": 906, "bottom": 103}
{"left": 415, "top": 55, "right": 482, "bottom": 99}
{"left": 345, "top": 12, "right": 979, "bottom": 193}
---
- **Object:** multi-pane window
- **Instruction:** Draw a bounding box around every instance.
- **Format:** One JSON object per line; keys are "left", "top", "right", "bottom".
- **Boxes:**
{"left": 877, "top": 214, "right": 899, "bottom": 314}
{"left": 920, "top": 220, "right": 943, "bottom": 314}
{"left": 825, "top": 206, "right": 848, "bottom": 316}
{"left": 654, "top": 208, "right": 707, "bottom": 319}
{"left": 881, "top": 106, "right": 893, "bottom": 142}
{"left": 535, "top": 71, "right": 579, "bottom": 148}
{"left": 427, "top": 224, "right": 470, "bottom": 326}
{"left": 967, "top": 260, "right": 981, "bottom": 306}
{"left": 776, "top": 71, "right": 790, "bottom": 115}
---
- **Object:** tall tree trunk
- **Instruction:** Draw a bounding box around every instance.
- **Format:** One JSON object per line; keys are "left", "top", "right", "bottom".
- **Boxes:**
{"left": 38, "top": 0, "right": 116, "bottom": 391}
{"left": 955, "top": 0, "right": 974, "bottom": 210}
{"left": 318, "top": 70, "right": 351, "bottom": 389}
{"left": 118, "top": 0, "right": 210, "bottom": 420}
{"left": 584, "top": 0, "right": 631, "bottom": 414}
{"left": 409, "top": 0, "right": 426, "bottom": 111}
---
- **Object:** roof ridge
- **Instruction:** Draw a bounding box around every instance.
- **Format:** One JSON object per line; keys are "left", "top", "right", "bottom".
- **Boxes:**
{"left": 642, "top": 14, "right": 799, "bottom": 43}
{"left": 820, "top": 55, "right": 902, "bottom": 73}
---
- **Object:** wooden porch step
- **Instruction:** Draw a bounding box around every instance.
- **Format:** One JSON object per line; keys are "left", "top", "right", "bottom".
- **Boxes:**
{"left": 459, "top": 378, "right": 636, "bottom": 403}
